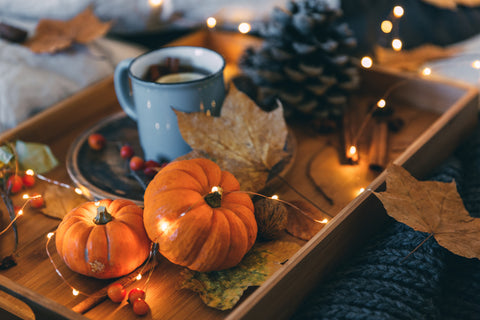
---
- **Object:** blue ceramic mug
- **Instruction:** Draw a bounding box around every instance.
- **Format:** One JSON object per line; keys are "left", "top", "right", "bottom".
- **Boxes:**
{"left": 114, "top": 46, "right": 226, "bottom": 161}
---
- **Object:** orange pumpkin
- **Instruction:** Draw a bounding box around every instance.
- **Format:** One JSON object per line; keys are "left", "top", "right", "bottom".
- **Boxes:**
{"left": 55, "top": 199, "right": 151, "bottom": 279}
{"left": 143, "top": 158, "right": 257, "bottom": 272}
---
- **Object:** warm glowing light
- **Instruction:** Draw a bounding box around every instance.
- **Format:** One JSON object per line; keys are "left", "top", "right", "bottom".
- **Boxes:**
{"left": 136, "top": 274, "right": 142, "bottom": 281}
{"left": 94, "top": 201, "right": 101, "bottom": 206}
{"left": 47, "top": 232, "right": 54, "bottom": 239}
{"left": 74, "top": 188, "right": 83, "bottom": 195}
{"left": 377, "top": 99, "right": 386, "bottom": 108}
{"left": 17, "top": 210, "right": 23, "bottom": 216}
{"left": 357, "top": 188, "right": 365, "bottom": 196}
{"left": 392, "top": 39, "right": 402, "bottom": 51}
{"left": 22, "top": 194, "right": 29, "bottom": 199}
{"left": 238, "top": 22, "right": 251, "bottom": 34}
{"left": 393, "top": 6, "right": 404, "bottom": 18}
{"left": 206, "top": 17, "right": 217, "bottom": 28}
{"left": 72, "top": 289, "right": 79, "bottom": 296}
{"left": 25, "top": 169, "right": 34, "bottom": 176}
{"left": 271, "top": 195, "right": 279, "bottom": 200}
{"left": 348, "top": 146, "right": 357, "bottom": 156}
{"left": 422, "top": 67, "right": 432, "bottom": 76}
{"left": 381, "top": 20, "right": 393, "bottom": 34}
{"left": 361, "top": 56, "right": 373, "bottom": 68}
{"left": 160, "top": 222, "right": 169, "bottom": 232}
{"left": 317, "top": 218, "right": 329, "bottom": 224}
{"left": 148, "top": 0, "right": 163, "bottom": 7}
{"left": 472, "top": 60, "right": 480, "bottom": 69}
{"left": 211, "top": 186, "right": 219, "bottom": 193}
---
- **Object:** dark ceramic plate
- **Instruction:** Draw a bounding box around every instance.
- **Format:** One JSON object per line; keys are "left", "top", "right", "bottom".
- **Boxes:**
{"left": 66, "top": 112, "right": 147, "bottom": 206}
{"left": 66, "top": 112, "right": 296, "bottom": 207}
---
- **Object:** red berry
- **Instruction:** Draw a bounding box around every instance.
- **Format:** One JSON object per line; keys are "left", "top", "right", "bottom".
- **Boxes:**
{"left": 22, "top": 174, "right": 35, "bottom": 188}
{"left": 132, "top": 298, "right": 149, "bottom": 316}
{"left": 144, "top": 160, "right": 160, "bottom": 168}
{"left": 107, "top": 283, "right": 126, "bottom": 303}
{"left": 7, "top": 175, "right": 23, "bottom": 193}
{"left": 30, "top": 193, "right": 44, "bottom": 208}
{"left": 120, "top": 145, "right": 135, "bottom": 159}
{"left": 88, "top": 133, "right": 106, "bottom": 150}
{"left": 143, "top": 166, "right": 157, "bottom": 177}
{"left": 127, "top": 288, "right": 146, "bottom": 304}
{"left": 129, "top": 156, "right": 144, "bottom": 171}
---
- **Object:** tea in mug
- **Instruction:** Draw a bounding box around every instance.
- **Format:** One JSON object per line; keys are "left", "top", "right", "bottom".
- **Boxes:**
{"left": 145, "top": 57, "right": 210, "bottom": 84}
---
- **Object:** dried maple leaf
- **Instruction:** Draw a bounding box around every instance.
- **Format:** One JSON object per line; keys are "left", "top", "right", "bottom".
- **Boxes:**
{"left": 374, "top": 164, "right": 480, "bottom": 259}
{"left": 41, "top": 184, "right": 86, "bottom": 219}
{"left": 176, "top": 85, "right": 289, "bottom": 192}
{"left": 179, "top": 240, "right": 301, "bottom": 310}
{"left": 375, "top": 44, "right": 458, "bottom": 72}
{"left": 286, "top": 200, "right": 326, "bottom": 241}
{"left": 25, "top": 7, "right": 111, "bottom": 54}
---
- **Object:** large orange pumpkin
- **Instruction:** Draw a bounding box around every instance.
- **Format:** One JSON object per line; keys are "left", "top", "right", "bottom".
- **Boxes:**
{"left": 55, "top": 199, "right": 151, "bottom": 279}
{"left": 143, "top": 158, "right": 257, "bottom": 272}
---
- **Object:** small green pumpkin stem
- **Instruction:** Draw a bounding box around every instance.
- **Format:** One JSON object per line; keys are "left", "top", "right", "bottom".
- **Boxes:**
{"left": 204, "top": 186, "right": 223, "bottom": 208}
{"left": 93, "top": 206, "right": 113, "bottom": 225}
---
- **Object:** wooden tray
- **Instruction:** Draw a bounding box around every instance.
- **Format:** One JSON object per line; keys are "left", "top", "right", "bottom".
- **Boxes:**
{"left": 0, "top": 30, "right": 477, "bottom": 320}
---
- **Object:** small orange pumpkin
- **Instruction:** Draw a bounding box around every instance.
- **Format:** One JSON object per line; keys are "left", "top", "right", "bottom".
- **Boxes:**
{"left": 143, "top": 158, "right": 257, "bottom": 272}
{"left": 55, "top": 199, "right": 151, "bottom": 279}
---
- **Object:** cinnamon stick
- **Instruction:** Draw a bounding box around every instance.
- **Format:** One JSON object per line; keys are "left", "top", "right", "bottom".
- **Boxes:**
{"left": 368, "top": 120, "right": 388, "bottom": 171}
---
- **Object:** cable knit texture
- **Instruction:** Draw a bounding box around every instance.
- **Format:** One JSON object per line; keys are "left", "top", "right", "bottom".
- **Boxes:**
{"left": 293, "top": 124, "right": 480, "bottom": 319}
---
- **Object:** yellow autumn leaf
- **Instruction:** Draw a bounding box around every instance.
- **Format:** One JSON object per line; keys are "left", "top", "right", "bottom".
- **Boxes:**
{"left": 374, "top": 164, "right": 480, "bottom": 259}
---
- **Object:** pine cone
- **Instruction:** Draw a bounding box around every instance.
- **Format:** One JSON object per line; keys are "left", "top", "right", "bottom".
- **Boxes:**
{"left": 239, "top": 0, "right": 360, "bottom": 128}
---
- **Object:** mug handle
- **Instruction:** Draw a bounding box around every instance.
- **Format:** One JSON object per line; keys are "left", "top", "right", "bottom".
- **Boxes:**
{"left": 114, "top": 58, "right": 137, "bottom": 121}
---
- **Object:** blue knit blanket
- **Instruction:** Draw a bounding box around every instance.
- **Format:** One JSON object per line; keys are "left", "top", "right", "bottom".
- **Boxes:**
{"left": 292, "top": 124, "right": 480, "bottom": 320}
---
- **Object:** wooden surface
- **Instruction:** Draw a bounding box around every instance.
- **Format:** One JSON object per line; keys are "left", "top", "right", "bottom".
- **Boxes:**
{"left": 0, "top": 30, "right": 477, "bottom": 320}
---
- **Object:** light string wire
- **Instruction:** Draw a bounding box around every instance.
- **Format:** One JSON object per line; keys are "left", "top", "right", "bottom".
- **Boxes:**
{"left": 45, "top": 232, "right": 157, "bottom": 297}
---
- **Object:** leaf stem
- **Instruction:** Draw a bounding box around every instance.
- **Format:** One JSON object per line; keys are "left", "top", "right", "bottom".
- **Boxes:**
{"left": 400, "top": 233, "right": 434, "bottom": 263}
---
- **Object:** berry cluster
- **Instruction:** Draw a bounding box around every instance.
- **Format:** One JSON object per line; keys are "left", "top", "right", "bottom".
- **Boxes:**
{"left": 107, "top": 283, "right": 149, "bottom": 316}
{"left": 7, "top": 173, "right": 44, "bottom": 208}
{"left": 88, "top": 133, "right": 168, "bottom": 178}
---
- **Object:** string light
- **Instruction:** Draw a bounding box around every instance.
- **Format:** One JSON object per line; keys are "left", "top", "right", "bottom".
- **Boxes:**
{"left": 392, "top": 39, "right": 402, "bottom": 51}
{"left": 393, "top": 6, "right": 404, "bottom": 18}
{"left": 271, "top": 195, "right": 279, "bottom": 200}
{"left": 381, "top": 20, "right": 393, "bottom": 34}
{"left": 0, "top": 192, "right": 43, "bottom": 236}
{"left": 136, "top": 274, "right": 143, "bottom": 281}
{"left": 32, "top": 170, "right": 84, "bottom": 195}
{"left": 421, "top": 67, "right": 432, "bottom": 76}
{"left": 238, "top": 22, "right": 251, "bottom": 34}
{"left": 206, "top": 17, "right": 217, "bottom": 29}
{"left": 357, "top": 188, "right": 365, "bottom": 196}
{"left": 72, "top": 289, "right": 79, "bottom": 296}
{"left": 361, "top": 56, "right": 373, "bottom": 69}
{"left": 377, "top": 99, "right": 386, "bottom": 108}
{"left": 472, "top": 60, "right": 480, "bottom": 70}
{"left": 347, "top": 145, "right": 359, "bottom": 162}
{"left": 148, "top": 0, "right": 163, "bottom": 7}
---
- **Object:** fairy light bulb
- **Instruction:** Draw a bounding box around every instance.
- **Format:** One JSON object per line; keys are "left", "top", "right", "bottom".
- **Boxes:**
{"left": 422, "top": 67, "right": 432, "bottom": 76}
{"left": 74, "top": 188, "right": 83, "bottom": 195}
{"left": 211, "top": 186, "right": 219, "bottom": 193}
{"left": 349, "top": 146, "right": 357, "bottom": 157}
{"left": 472, "top": 60, "right": 480, "bottom": 69}
{"left": 72, "top": 289, "right": 79, "bottom": 296}
{"left": 392, "top": 39, "right": 402, "bottom": 51}
{"left": 381, "top": 20, "right": 393, "bottom": 34}
{"left": 357, "top": 188, "right": 365, "bottom": 196}
{"left": 17, "top": 209, "right": 23, "bottom": 216}
{"left": 94, "top": 201, "right": 101, "bottom": 207}
{"left": 319, "top": 218, "right": 329, "bottom": 224}
{"left": 25, "top": 169, "right": 34, "bottom": 176}
{"left": 136, "top": 274, "right": 142, "bottom": 281}
{"left": 377, "top": 99, "right": 386, "bottom": 108}
{"left": 271, "top": 195, "right": 279, "bottom": 200}
{"left": 47, "top": 232, "right": 54, "bottom": 239}
{"left": 393, "top": 6, "right": 404, "bottom": 18}
{"left": 238, "top": 22, "right": 251, "bottom": 34}
{"left": 148, "top": 0, "right": 163, "bottom": 7}
{"left": 206, "top": 17, "right": 217, "bottom": 28}
{"left": 361, "top": 56, "right": 373, "bottom": 68}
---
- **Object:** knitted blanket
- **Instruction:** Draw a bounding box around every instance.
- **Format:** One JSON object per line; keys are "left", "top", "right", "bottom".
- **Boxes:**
{"left": 292, "top": 123, "right": 480, "bottom": 320}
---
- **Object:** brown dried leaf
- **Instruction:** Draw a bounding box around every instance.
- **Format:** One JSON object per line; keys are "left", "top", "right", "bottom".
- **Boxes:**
{"left": 25, "top": 7, "right": 111, "bottom": 54}
{"left": 286, "top": 200, "right": 326, "bottom": 241}
{"left": 374, "top": 164, "right": 480, "bottom": 259}
{"left": 41, "top": 185, "right": 86, "bottom": 219}
{"left": 176, "top": 85, "right": 288, "bottom": 192}
{"left": 375, "top": 44, "right": 458, "bottom": 72}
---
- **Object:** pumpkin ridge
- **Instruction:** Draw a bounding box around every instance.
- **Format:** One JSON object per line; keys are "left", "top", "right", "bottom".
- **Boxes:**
{"left": 216, "top": 207, "right": 249, "bottom": 269}
{"left": 172, "top": 167, "right": 210, "bottom": 193}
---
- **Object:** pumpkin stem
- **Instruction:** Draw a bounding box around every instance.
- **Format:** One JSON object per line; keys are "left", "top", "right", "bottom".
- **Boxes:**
{"left": 93, "top": 206, "right": 113, "bottom": 225}
{"left": 204, "top": 186, "right": 223, "bottom": 208}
